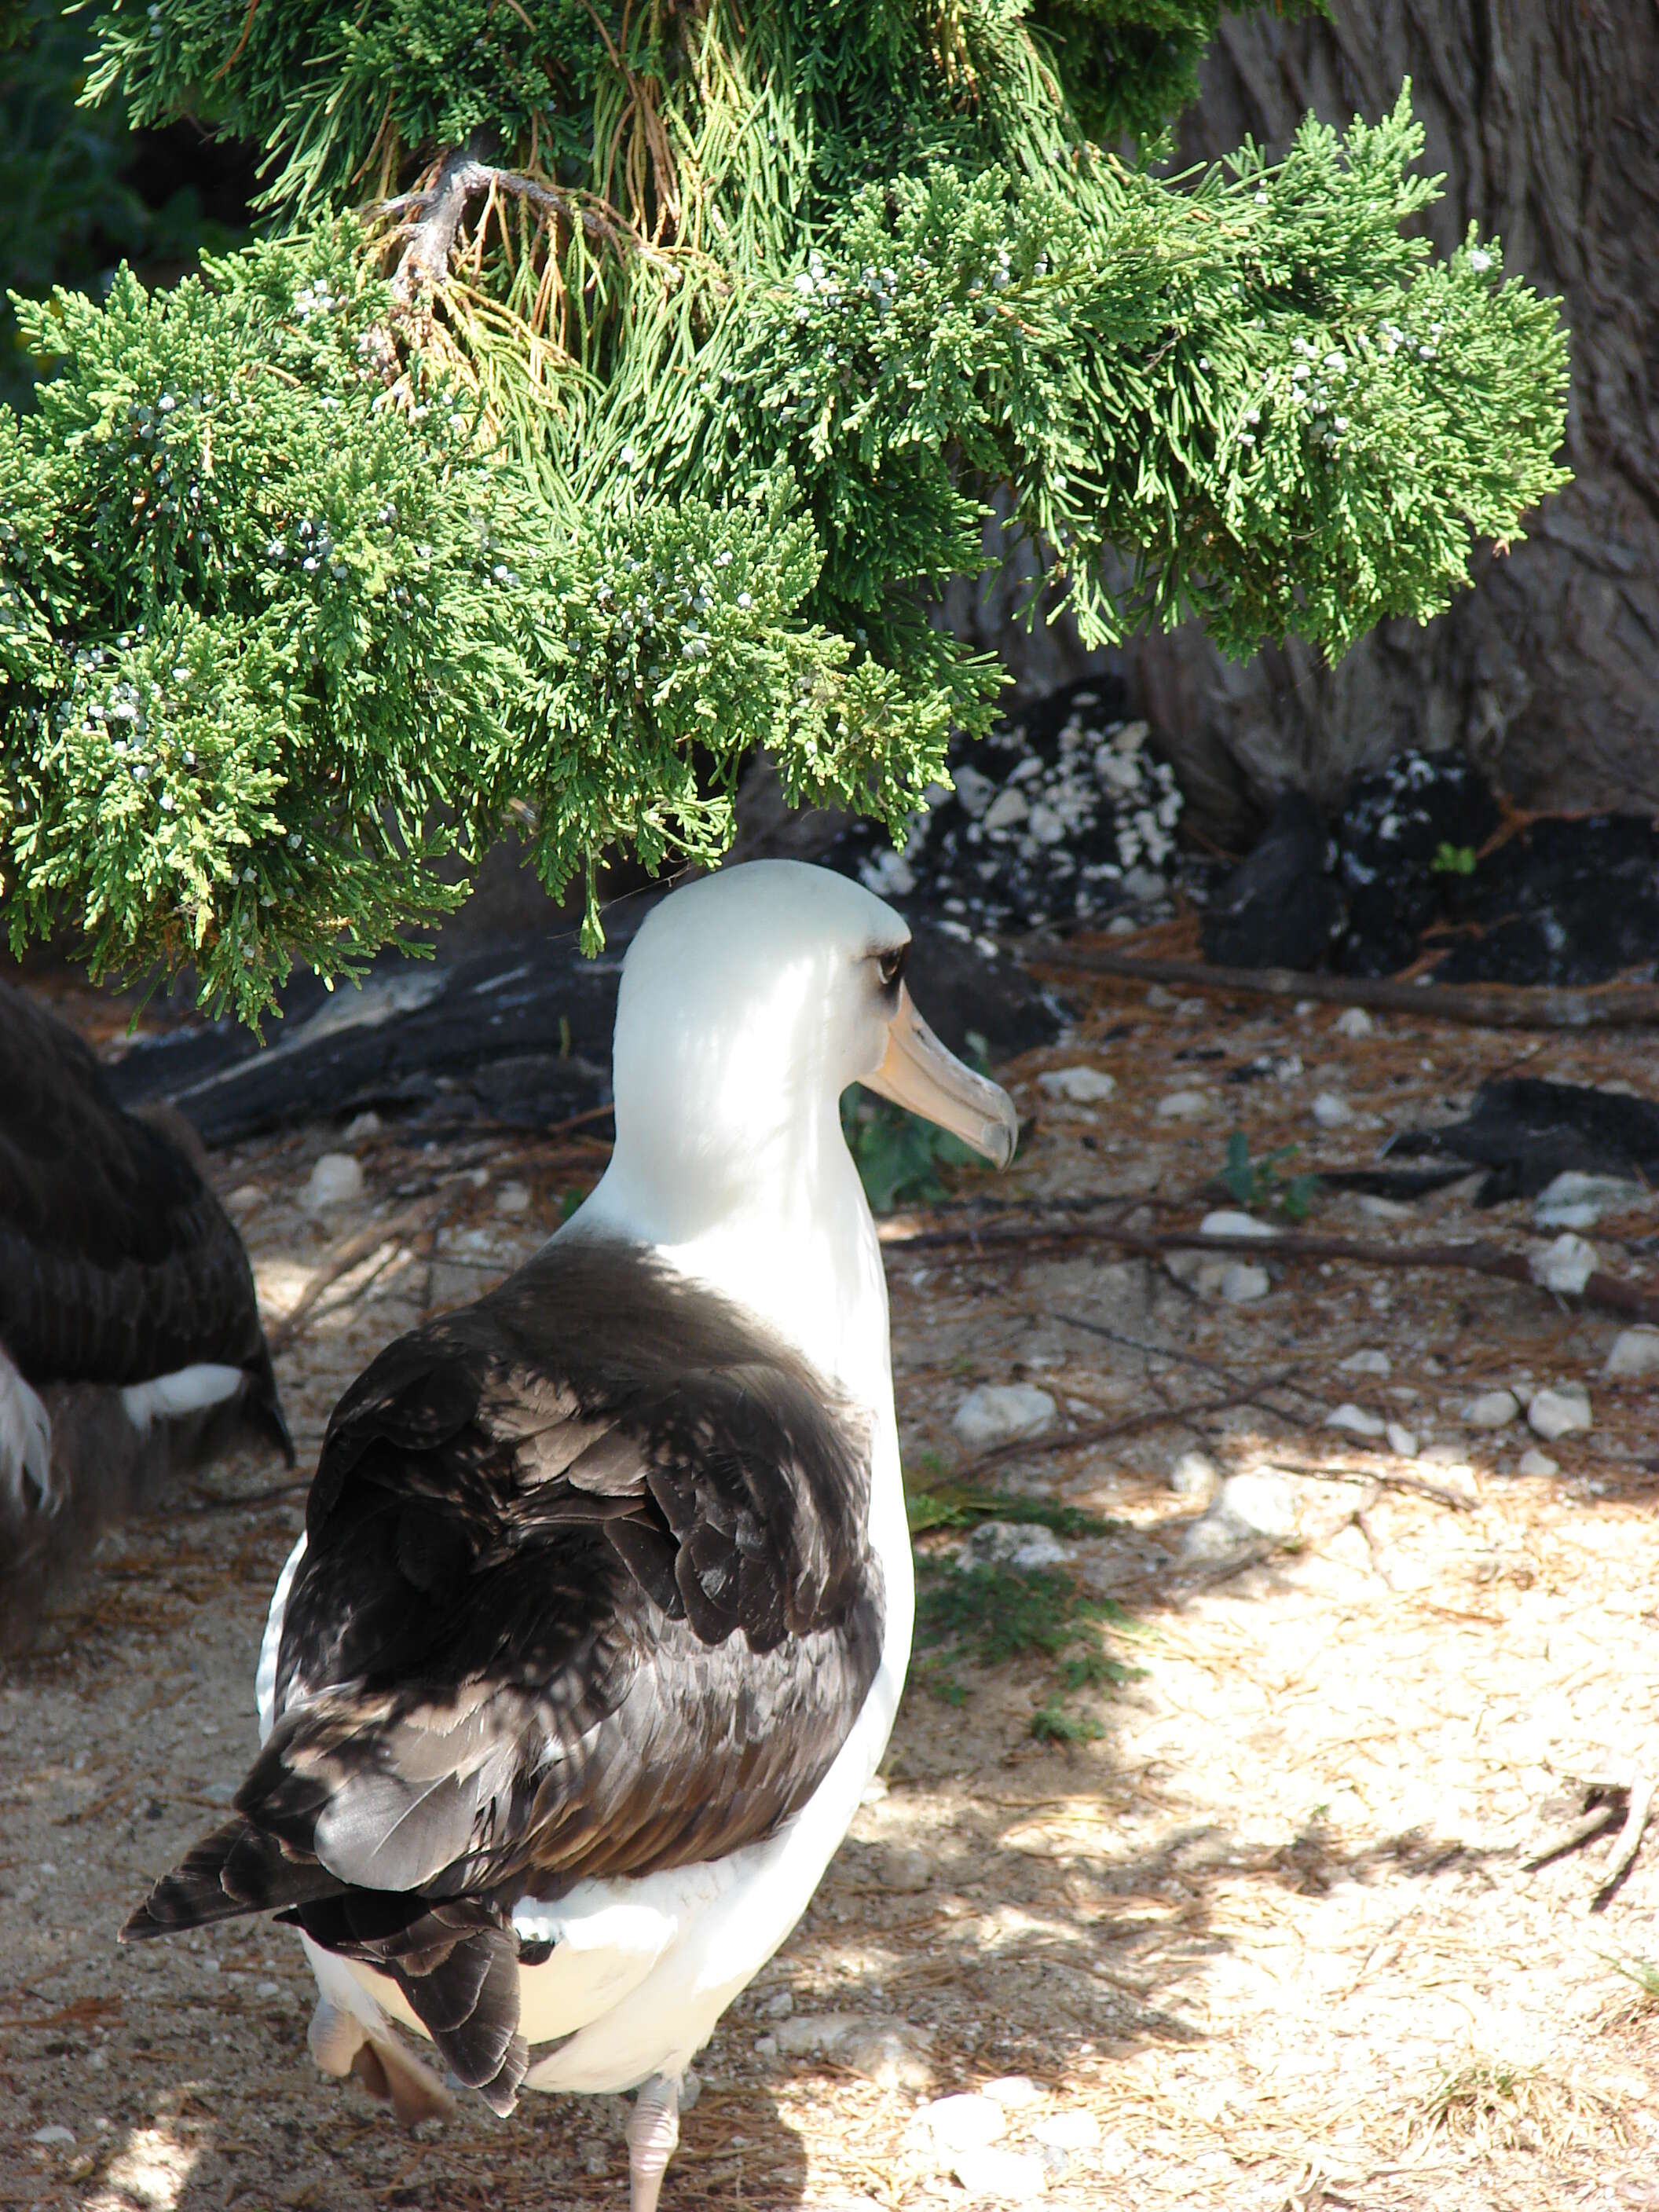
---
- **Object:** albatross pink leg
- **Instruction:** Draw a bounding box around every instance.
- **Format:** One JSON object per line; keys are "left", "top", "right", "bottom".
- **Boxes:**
{"left": 626, "top": 2074, "right": 682, "bottom": 2212}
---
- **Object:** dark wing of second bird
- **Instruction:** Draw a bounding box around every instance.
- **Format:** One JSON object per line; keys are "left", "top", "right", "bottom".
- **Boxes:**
{"left": 0, "top": 979, "right": 289, "bottom": 1454}
{"left": 125, "top": 1235, "right": 883, "bottom": 2113}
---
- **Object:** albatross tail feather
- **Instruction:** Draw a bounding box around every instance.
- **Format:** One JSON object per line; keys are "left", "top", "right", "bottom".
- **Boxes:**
{"left": 120, "top": 1817, "right": 340, "bottom": 1940}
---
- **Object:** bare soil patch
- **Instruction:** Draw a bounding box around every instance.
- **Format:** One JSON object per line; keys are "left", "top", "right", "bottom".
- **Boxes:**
{"left": 5, "top": 945, "right": 1659, "bottom": 2210}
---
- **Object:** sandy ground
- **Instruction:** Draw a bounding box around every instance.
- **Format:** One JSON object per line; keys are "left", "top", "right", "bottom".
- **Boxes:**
{"left": 5, "top": 946, "right": 1659, "bottom": 2210}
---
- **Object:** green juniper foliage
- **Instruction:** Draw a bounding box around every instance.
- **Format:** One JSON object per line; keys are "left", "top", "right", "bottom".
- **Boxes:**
{"left": 2, "top": 1, "right": 1569, "bottom": 1021}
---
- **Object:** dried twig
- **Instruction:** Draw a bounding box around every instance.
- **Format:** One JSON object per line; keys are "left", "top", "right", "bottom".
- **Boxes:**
{"left": 1593, "top": 1776, "right": 1656, "bottom": 1912}
{"left": 954, "top": 1379, "right": 1303, "bottom": 1481}
{"left": 1267, "top": 1460, "right": 1478, "bottom": 1514}
{"left": 1022, "top": 942, "right": 1659, "bottom": 1032}
{"left": 266, "top": 1185, "right": 466, "bottom": 1356}
{"left": 885, "top": 1218, "right": 1659, "bottom": 1326}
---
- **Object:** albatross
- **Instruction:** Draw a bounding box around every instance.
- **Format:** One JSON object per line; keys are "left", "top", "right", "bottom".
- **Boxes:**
{"left": 123, "top": 860, "right": 1018, "bottom": 2208}
{"left": 0, "top": 978, "right": 292, "bottom": 1646}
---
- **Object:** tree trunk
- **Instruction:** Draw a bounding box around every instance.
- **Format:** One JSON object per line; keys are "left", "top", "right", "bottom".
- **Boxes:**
{"left": 1126, "top": 0, "right": 1659, "bottom": 842}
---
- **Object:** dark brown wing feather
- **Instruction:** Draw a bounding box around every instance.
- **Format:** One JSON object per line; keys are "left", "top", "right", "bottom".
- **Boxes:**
{"left": 124, "top": 1235, "right": 882, "bottom": 2112}
{"left": 0, "top": 980, "right": 290, "bottom": 1456}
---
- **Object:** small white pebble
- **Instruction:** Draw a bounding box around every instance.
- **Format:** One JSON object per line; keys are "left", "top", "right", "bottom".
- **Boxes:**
{"left": 1518, "top": 1448, "right": 1558, "bottom": 1478}
{"left": 1606, "top": 1327, "right": 1659, "bottom": 1379}
{"left": 1386, "top": 1422, "right": 1419, "bottom": 1459}
{"left": 983, "top": 2076, "right": 1042, "bottom": 2108}
{"left": 1528, "top": 1386, "right": 1591, "bottom": 1441}
{"left": 31, "top": 2126, "right": 75, "bottom": 2148}
{"left": 302, "top": 1152, "right": 364, "bottom": 1210}
{"left": 1326, "top": 1403, "right": 1386, "bottom": 1437}
{"left": 1036, "top": 1066, "right": 1116, "bottom": 1104}
{"left": 1035, "top": 2110, "right": 1101, "bottom": 2152}
{"left": 1461, "top": 1389, "right": 1521, "bottom": 1429}
{"left": 1219, "top": 1262, "right": 1271, "bottom": 1303}
{"left": 1333, "top": 1006, "right": 1374, "bottom": 1038}
{"left": 921, "top": 2092, "right": 1006, "bottom": 2152}
{"left": 1156, "top": 1090, "right": 1213, "bottom": 1122}
{"left": 256, "top": 1980, "right": 282, "bottom": 1997}
{"left": 1339, "top": 1349, "right": 1391, "bottom": 1376}
{"left": 1199, "top": 1210, "right": 1277, "bottom": 1239}
{"left": 495, "top": 1181, "right": 532, "bottom": 1215}
{"left": 951, "top": 1384, "right": 1056, "bottom": 1448}
{"left": 1529, "top": 1233, "right": 1598, "bottom": 1297}
{"left": 1311, "top": 1090, "right": 1353, "bottom": 1128}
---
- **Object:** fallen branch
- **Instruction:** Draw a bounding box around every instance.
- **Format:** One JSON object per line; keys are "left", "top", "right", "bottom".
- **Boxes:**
{"left": 1022, "top": 943, "right": 1659, "bottom": 1033}
{"left": 884, "top": 1217, "right": 1659, "bottom": 1326}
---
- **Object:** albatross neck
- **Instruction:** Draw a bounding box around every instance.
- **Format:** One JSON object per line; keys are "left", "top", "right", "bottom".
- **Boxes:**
{"left": 573, "top": 1092, "right": 893, "bottom": 1417}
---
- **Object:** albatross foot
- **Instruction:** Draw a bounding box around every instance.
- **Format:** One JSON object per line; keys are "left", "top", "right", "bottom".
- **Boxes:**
{"left": 626, "top": 2073, "right": 682, "bottom": 2212}
{"left": 309, "top": 1995, "right": 456, "bottom": 2128}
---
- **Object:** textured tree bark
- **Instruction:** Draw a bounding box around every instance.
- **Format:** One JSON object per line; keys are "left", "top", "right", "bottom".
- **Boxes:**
{"left": 1126, "top": 0, "right": 1659, "bottom": 840}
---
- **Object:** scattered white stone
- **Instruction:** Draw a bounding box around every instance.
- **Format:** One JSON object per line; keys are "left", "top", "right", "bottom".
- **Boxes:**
{"left": 302, "top": 1151, "right": 364, "bottom": 1210}
{"left": 226, "top": 1183, "right": 265, "bottom": 1217}
{"left": 30, "top": 2127, "right": 75, "bottom": 2148}
{"left": 342, "top": 1109, "right": 383, "bottom": 1141}
{"left": 1219, "top": 1262, "right": 1271, "bottom": 1303}
{"left": 950, "top": 2147, "right": 1047, "bottom": 2202}
{"left": 1169, "top": 1449, "right": 1220, "bottom": 1500}
{"left": 952, "top": 1384, "right": 1056, "bottom": 1448}
{"left": 1386, "top": 1422, "right": 1419, "bottom": 1459}
{"left": 754, "top": 2034, "right": 779, "bottom": 2057}
{"left": 958, "top": 1521, "right": 1073, "bottom": 1573}
{"left": 1528, "top": 1386, "right": 1591, "bottom": 1441}
{"left": 1144, "top": 983, "right": 1177, "bottom": 1009}
{"left": 1461, "top": 1389, "right": 1521, "bottom": 1430}
{"left": 1518, "top": 1448, "right": 1559, "bottom": 1478}
{"left": 1199, "top": 1210, "right": 1277, "bottom": 1238}
{"left": 921, "top": 2092, "right": 1007, "bottom": 2153}
{"left": 1534, "top": 1170, "right": 1643, "bottom": 1229}
{"left": 1037, "top": 1066, "right": 1117, "bottom": 1104}
{"left": 1326, "top": 1403, "right": 1386, "bottom": 1437}
{"left": 1156, "top": 1090, "right": 1213, "bottom": 1121}
{"left": 1339, "top": 1348, "right": 1392, "bottom": 1376}
{"left": 775, "top": 2014, "right": 932, "bottom": 2088}
{"left": 495, "top": 1180, "right": 533, "bottom": 1215}
{"left": 983, "top": 2076, "right": 1042, "bottom": 2109}
{"left": 1033, "top": 2111, "right": 1101, "bottom": 2153}
{"left": 1182, "top": 1470, "right": 1298, "bottom": 1562}
{"left": 1312, "top": 1091, "right": 1354, "bottom": 1128}
{"left": 1333, "top": 1006, "right": 1375, "bottom": 1038}
{"left": 1529, "top": 1233, "right": 1599, "bottom": 1297}
{"left": 983, "top": 787, "right": 1030, "bottom": 833}
{"left": 256, "top": 1980, "right": 282, "bottom": 1997}
{"left": 1606, "top": 1327, "right": 1659, "bottom": 1379}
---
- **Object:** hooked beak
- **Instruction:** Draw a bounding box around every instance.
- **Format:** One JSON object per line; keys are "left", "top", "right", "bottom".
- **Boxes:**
{"left": 864, "top": 987, "right": 1020, "bottom": 1170}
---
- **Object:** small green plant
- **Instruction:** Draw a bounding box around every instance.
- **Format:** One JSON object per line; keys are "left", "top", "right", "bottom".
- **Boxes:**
{"left": 1606, "top": 1953, "right": 1659, "bottom": 2004}
{"left": 1221, "top": 1130, "right": 1319, "bottom": 1221}
{"left": 915, "top": 1556, "right": 1146, "bottom": 1742}
{"left": 1431, "top": 841, "right": 1478, "bottom": 876}
{"left": 906, "top": 1485, "right": 1118, "bottom": 1540}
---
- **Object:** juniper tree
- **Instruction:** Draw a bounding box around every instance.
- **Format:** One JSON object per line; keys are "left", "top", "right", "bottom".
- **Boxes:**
{"left": 0, "top": 0, "right": 1569, "bottom": 1023}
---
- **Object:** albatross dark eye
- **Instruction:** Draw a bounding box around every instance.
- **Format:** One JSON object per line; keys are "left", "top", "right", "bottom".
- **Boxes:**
{"left": 876, "top": 944, "right": 909, "bottom": 991}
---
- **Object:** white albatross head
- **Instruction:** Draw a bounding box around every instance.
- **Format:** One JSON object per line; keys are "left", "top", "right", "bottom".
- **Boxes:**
{"left": 586, "top": 861, "right": 1017, "bottom": 1254}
